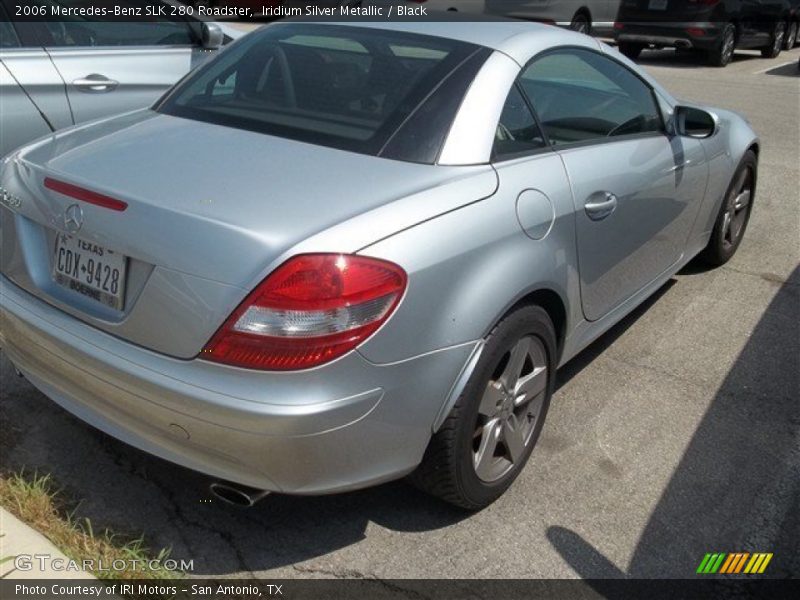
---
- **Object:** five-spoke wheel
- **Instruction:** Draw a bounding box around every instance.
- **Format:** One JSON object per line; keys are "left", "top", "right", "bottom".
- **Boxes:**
{"left": 700, "top": 149, "right": 757, "bottom": 266}
{"left": 412, "top": 305, "right": 556, "bottom": 510}
{"left": 473, "top": 336, "right": 548, "bottom": 482}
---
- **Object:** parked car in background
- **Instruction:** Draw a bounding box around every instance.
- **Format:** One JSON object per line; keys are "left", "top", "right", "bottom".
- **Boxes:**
{"left": 785, "top": 0, "right": 800, "bottom": 48}
{"left": 0, "top": 20, "right": 759, "bottom": 509}
{"left": 486, "top": 0, "right": 622, "bottom": 36}
{"left": 430, "top": 1, "right": 622, "bottom": 36}
{"left": 614, "top": 0, "right": 791, "bottom": 67}
{"left": 0, "top": 0, "right": 237, "bottom": 158}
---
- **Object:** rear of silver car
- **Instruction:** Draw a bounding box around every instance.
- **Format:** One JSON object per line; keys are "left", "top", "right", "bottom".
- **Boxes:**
{"left": 0, "top": 125, "right": 485, "bottom": 492}
{"left": 0, "top": 24, "right": 494, "bottom": 494}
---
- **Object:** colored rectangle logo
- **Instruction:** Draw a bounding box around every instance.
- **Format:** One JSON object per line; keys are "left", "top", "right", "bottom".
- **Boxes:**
{"left": 697, "top": 552, "right": 773, "bottom": 575}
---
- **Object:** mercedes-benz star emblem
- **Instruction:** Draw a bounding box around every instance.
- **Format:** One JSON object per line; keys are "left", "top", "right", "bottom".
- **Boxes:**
{"left": 64, "top": 203, "right": 83, "bottom": 234}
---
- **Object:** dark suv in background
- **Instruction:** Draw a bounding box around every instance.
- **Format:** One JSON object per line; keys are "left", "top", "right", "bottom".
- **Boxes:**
{"left": 614, "top": 0, "right": 793, "bottom": 66}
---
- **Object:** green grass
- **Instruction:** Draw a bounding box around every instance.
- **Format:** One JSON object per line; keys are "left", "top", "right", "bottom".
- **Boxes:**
{"left": 0, "top": 471, "right": 180, "bottom": 580}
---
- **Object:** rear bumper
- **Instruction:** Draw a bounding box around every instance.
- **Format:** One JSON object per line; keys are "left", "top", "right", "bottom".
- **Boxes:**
{"left": 615, "top": 22, "right": 724, "bottom": 50}
{"left": 0, "top": 275, "right": 475, "bottom": 494}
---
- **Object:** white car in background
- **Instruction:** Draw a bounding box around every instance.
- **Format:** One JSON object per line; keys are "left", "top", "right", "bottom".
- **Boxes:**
{"left": 0, "top": 0, "right": 242, "bottom": 157}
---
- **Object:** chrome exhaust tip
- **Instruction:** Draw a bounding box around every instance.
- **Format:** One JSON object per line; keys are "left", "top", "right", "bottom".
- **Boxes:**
{"left": 209, "top": 482, "right": 271, "bottom": 507}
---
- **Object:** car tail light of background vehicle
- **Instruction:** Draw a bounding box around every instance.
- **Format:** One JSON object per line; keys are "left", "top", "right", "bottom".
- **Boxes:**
{"left": 203, "top": 254, "right": 407, "bottom": 370}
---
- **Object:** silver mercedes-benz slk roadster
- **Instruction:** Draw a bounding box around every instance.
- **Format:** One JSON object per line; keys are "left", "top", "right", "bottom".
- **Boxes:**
{"left": 0, "top": 19, "right": 758, "bottom": 509}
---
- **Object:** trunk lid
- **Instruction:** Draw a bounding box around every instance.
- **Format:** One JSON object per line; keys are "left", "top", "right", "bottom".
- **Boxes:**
{"left": 0, "top": 110, "right": 495, "bottom": 358}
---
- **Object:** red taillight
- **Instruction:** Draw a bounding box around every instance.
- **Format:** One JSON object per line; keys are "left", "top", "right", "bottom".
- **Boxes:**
{"left": 202, "top": 254, "right": 407, "bottom": 370}
{"left": 44, "top": 177, "right": 128, "bottom": 211}
{"left": 686, "top": 27, "right": 706, "bottom": 37}
{"left": 614, "top": 22, "right": 624, "bottom": 30}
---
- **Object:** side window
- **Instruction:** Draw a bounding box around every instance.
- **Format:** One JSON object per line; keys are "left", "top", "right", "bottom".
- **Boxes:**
{"left": 493, "top": 84, "right": 547, "bottom": 160}
{"left": 519, "top": 49, "right": 663, "bottom": 146}
{"left": 39, "top": 1, "right": 195, "bottom": 47}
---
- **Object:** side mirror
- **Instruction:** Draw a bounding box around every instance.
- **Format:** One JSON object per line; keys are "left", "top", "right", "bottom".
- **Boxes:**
{"left": 201, "top": 22, "right": 224, "bottom": 50}
{"left": 674, "top": 106, "right": 716, "bottom": 139}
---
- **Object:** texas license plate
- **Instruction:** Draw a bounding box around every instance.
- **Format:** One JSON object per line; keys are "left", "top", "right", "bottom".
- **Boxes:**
{"left": 648, "top": 0, "right": 668, "bottom": 9}
{"left": 53, "top": 233, "right": 127, "bottom": 310}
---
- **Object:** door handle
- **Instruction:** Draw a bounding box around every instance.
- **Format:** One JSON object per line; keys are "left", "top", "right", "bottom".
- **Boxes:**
{"left": 73, "top": 74, "right": 119, "bottom": 93}
{"left": 584, "top": 192, "right": 618, "bottom": 221}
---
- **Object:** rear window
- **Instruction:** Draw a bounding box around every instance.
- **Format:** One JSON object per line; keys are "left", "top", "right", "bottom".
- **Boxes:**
{"left": 156, "top": 24, "right": 482, "bottom": 161}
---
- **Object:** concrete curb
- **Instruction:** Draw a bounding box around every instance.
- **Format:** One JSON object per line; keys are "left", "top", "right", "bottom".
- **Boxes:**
{"left": 0, "top": 507, "right": 95, "bottom": 579}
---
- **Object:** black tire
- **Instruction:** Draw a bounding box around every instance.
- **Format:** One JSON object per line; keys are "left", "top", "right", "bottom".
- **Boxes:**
{"left": 783, "top": 20, "right": 798, "bottom": 51}
{"left": 707, "top": 23, "right": 736, "bottom": 67}
{"left": 411, "top": 305, "right": 556, "bottom": 510}
{"left": 570, "top": 12, "right": 591, "bottom": 36}
{"left": 761, "top": 20, "right": 785, "bottom": 58}
{"left": 698, "top": 150, "right": 757, "bottom": 267}
{"left": 618, "top": 42, "right": 644, "bottom": 60}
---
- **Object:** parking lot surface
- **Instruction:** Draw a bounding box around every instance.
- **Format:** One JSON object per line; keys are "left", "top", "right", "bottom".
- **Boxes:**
{"left": 1, "top": 44, "right": 798, "bottom": 580}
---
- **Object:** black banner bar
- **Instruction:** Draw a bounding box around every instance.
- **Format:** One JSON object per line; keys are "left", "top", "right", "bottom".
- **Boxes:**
{"left": 2, "top": 578, "right": 800, "bottom": 600}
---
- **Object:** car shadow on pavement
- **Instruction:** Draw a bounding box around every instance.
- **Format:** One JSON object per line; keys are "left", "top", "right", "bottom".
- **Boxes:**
{"left": 546, "top": 266, "right": 800, "bottom": 579}
{"left": 763, "top": 61, "right": 800, "bottom": 77}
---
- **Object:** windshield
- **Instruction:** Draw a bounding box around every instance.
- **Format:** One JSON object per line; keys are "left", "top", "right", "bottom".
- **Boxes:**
{"left": 156, "top": 24, "right": 481, "bottom": 159}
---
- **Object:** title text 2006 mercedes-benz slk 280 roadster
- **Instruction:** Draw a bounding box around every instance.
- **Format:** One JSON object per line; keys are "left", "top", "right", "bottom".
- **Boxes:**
{"left": 0, "top": 20, "right": 758, "bottom": 509}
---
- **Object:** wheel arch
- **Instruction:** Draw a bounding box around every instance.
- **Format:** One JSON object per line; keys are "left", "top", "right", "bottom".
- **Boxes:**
{"left": 430, "top": 285, "right": 568, "bottom": 433}
{"left": 572, "top": 7, "right": 593, "bottom": 31}
{"left": 730, "top": 19, "right": 741, "bottom": 41}
{"left": 500, "top": 287, "right": 568, "bottom": 365}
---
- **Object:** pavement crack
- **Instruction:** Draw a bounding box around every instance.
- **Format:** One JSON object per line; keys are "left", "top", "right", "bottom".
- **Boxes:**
{"left": 290, "top": 565, "right": 435, "bottom": 599}
{"left": 146, "top": 475, "right": 256, "bottom": 578}
{"left": 719, "top": 265, "right": 799, "bottom": 288}
{"left": 291, "top": 564, "right": 369, "bottom": 579}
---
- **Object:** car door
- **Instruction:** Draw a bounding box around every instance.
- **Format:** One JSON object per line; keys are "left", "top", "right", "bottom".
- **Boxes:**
{"left": 33, "top": 0, "right": 210, "bottom": 124}
{"left": 0, "top": 9, "right": 73, "bottom": 157}
{"left": 518, "top": 48, "right": 708, "bottom": 322}
{"left": 602, "top": 1, "right": 623, "bottom": 24}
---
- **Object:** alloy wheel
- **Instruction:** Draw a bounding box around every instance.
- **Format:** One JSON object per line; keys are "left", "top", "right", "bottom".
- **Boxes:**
{"left": 773, "top": 22, "right": 785, "bottom": 54}
{"left": 722, "top": 28, "right": 735, "bottom": 64}
{"left": 785, "top": 22, "right": 798, "bottom": 50}
{"left": 473, "top": 336, "right": 548, "bottom": 482}
{"left": 571, "top": 15, "right": 590, "bottom": 35}
{"left": 721, "top": 166, "right": 753, "bottom": 250}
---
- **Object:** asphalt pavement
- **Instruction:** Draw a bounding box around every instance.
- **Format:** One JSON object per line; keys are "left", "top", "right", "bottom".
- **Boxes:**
{"left": 0, "top": 45, "right": 798, "bottom": 580}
